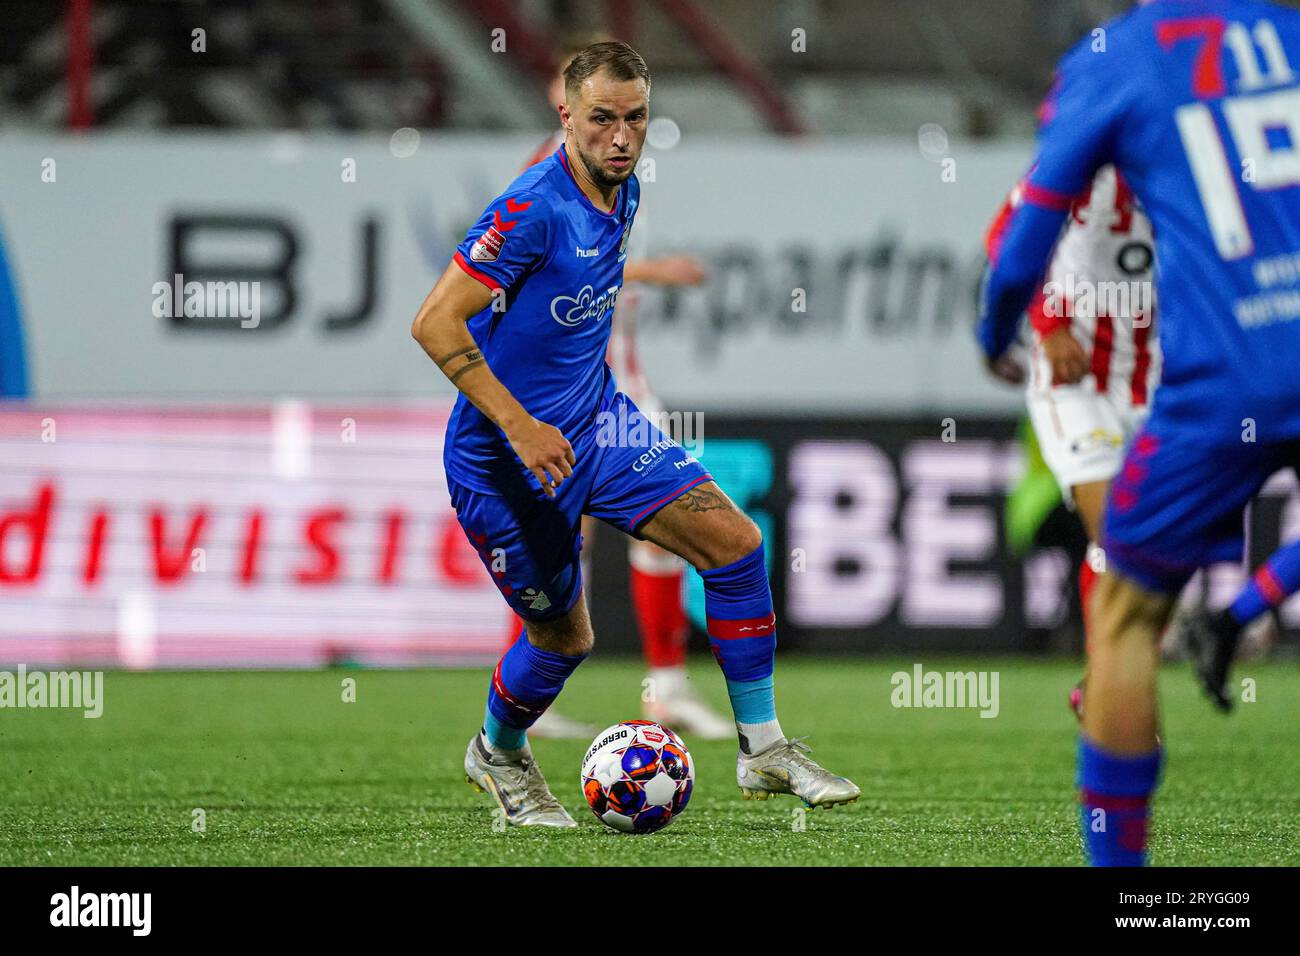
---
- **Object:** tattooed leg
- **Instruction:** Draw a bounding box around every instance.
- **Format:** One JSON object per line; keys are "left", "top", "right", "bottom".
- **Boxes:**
{"left": 637, "top": 481, "right": 763, "bottom": 571}
{"left": 672, "top": 485, "right": 732, "bottom": 515}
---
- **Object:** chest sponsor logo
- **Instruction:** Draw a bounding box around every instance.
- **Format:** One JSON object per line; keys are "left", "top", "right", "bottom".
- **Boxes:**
{"left": 550, "top": 284, "right": 621, "bottom": 328}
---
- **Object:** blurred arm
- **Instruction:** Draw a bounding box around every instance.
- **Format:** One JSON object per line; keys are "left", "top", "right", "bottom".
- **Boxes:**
{"left": 977, "top": 195, "right": 1071, "bottom": 359}
{"left": 623, "top": 254, "right": 708, "bottom": 286}
{"left": 977, "top": 40, "right": 1127, "bottom": 360}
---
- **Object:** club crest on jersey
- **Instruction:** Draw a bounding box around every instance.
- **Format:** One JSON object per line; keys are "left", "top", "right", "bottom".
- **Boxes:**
{"left": 550, "top": 284, "right": 620, "bottom": 328}
{"left": 618, "top": 222, "right": 632, "bottom": 258}
{"left": 470, "top": 225, "right": 506, "bottom": 262}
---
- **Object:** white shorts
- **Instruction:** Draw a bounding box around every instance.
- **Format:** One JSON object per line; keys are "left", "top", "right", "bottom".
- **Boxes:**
{"left": 1026, "top": 384, "right": 1148, "bottom": 500}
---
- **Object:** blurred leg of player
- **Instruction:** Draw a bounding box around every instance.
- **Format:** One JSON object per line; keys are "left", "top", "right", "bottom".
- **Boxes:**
{"left": 1026, "top": 380, "right": 1136, "bottom": 721}
{"left": 1066, "top": 478, "right": 1106, "bottom": 717}
{"left": 1174, "top": 537, "right": 1300, "bottom": 711}
{"left": 1081, "top": 428, "right": 1299, "bottom": 865}
{"left": 1079, "top": 569, "right": 1170, "bottom": 866}
{"left": 985, "top": 166, "right": 1157, "bottom": 723}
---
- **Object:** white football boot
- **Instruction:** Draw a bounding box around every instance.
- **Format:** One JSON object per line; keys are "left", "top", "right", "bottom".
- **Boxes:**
{"left": 736, "top": 736, "right": 861, "bottom": 808}
{"left": 463, "top": 734, "right": 577, "bottom": 828}
{"left": 643, "top": 668, "right": 733, "bottom": 740}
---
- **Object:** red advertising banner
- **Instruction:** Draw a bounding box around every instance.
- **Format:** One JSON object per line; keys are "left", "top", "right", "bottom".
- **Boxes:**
{"left": 0, "top": 402, "right": 514, "bottom": 668}
{"left": 6, "top": 405, "right": 1296, "bottom": 665}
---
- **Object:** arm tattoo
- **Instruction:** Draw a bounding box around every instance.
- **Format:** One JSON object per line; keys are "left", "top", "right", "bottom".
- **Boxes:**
{"left": 435, "top": 345, "right": 480, "bottom": 369}
{"left": 674, "top": 486, "right": 732, "bottom": 514}
{"left": 447, "top": 353, "right": 485, "bottom": 385}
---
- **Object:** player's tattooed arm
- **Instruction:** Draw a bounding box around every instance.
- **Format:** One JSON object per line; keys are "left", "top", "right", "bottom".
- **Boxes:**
{"left": 411, "top": 261, "right": 522, "bottom": 417}
{"left": 436, "top": 345, "right": 486, "bottom": 385}
{"left": 412, "top": 260, "right": 575, "bottom": 497}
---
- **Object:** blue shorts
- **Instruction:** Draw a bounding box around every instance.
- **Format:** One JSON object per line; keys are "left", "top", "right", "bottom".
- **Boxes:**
{"left": 448, "top": 392, "right": 712, "bottom": 621}
{"left": 1102, "top": 416, "right": 1300, "bottom": 593}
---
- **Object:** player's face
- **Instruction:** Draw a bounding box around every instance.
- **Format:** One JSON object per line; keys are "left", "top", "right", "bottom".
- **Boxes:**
{"left": 564, "top": 72, "right": 648, "bottom": 189}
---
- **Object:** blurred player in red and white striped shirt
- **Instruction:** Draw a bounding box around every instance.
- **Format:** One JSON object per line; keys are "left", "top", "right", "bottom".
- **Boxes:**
{"left": 985, "top": 165, "right": 1160, "bottom": 715}
{"left": 520, "top": 36, "right": 731, "bottom": 740}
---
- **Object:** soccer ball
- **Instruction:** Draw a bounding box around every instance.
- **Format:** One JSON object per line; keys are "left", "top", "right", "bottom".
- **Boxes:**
{"left": 581, "top": 720, "right": 694, "bottom": 834}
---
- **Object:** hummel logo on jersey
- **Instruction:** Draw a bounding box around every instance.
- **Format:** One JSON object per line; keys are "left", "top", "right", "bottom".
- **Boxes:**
{"left": 494, "top": 197, "right": 532, "bottom": 232}
{"left": 576, "top": 246, "right": 599, "bottom": 257}
{"left": 471, "top": 196, "right": 533, "bottom": 262}
{"left": 550, "top": 284, "right": 620, "bottom": 328}
{"left": 521, "top": 588, "right": 551, "bottom": 612}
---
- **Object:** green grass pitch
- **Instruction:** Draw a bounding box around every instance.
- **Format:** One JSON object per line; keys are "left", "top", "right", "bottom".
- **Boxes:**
{"left": 0, "top": 657, "right": 1295, "bottom": 866}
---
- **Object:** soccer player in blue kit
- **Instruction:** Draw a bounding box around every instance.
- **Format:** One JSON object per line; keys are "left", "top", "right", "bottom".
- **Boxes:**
{"left": 979, "top": 0, "right": 1300, "bottom": 864}
{"left": 411, "top": 42, "right": 858, "bottom": 827}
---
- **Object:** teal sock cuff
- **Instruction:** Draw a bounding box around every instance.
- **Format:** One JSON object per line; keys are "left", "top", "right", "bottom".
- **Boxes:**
{"left": 483, "top": 709, "right": 526, "bottom": 750}
{"left": 725, "top": 675, "right": 776, "bottom": 724}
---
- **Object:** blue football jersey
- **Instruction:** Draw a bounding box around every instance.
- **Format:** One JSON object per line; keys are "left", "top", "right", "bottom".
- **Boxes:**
{"left": 446, "top": 145, "right": 639, "bottom": 492}
{"left": 980, "top": 0, "right": 1300, "bottom": 442}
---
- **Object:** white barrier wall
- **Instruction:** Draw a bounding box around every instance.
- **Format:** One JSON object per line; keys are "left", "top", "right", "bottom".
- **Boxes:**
{"left": 0, "top": 132, "right": 1032, "bottom": 413}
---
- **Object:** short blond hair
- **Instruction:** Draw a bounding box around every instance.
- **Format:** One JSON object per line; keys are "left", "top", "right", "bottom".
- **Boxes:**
{"left": 562, "top": 41, "right": 650, "bottom": 98}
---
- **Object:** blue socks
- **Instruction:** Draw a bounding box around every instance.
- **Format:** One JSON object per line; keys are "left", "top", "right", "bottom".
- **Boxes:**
{"left": 482, "top": 543, "right": 787, "bottom": 755}
{"left": 699, "top": 544, "right": 783, "bottom": 753}
{"left": 1078, "top": 736, "right": 1163, "bottom": 866}
{"left": 725, "top": 674, "right": 775, "bottom": 723}
{"left": 1229, "top": 539, "right": 1300, "bottom": 626}
{"left": 482, "top": 629, "right": 587, "bottom": 752}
